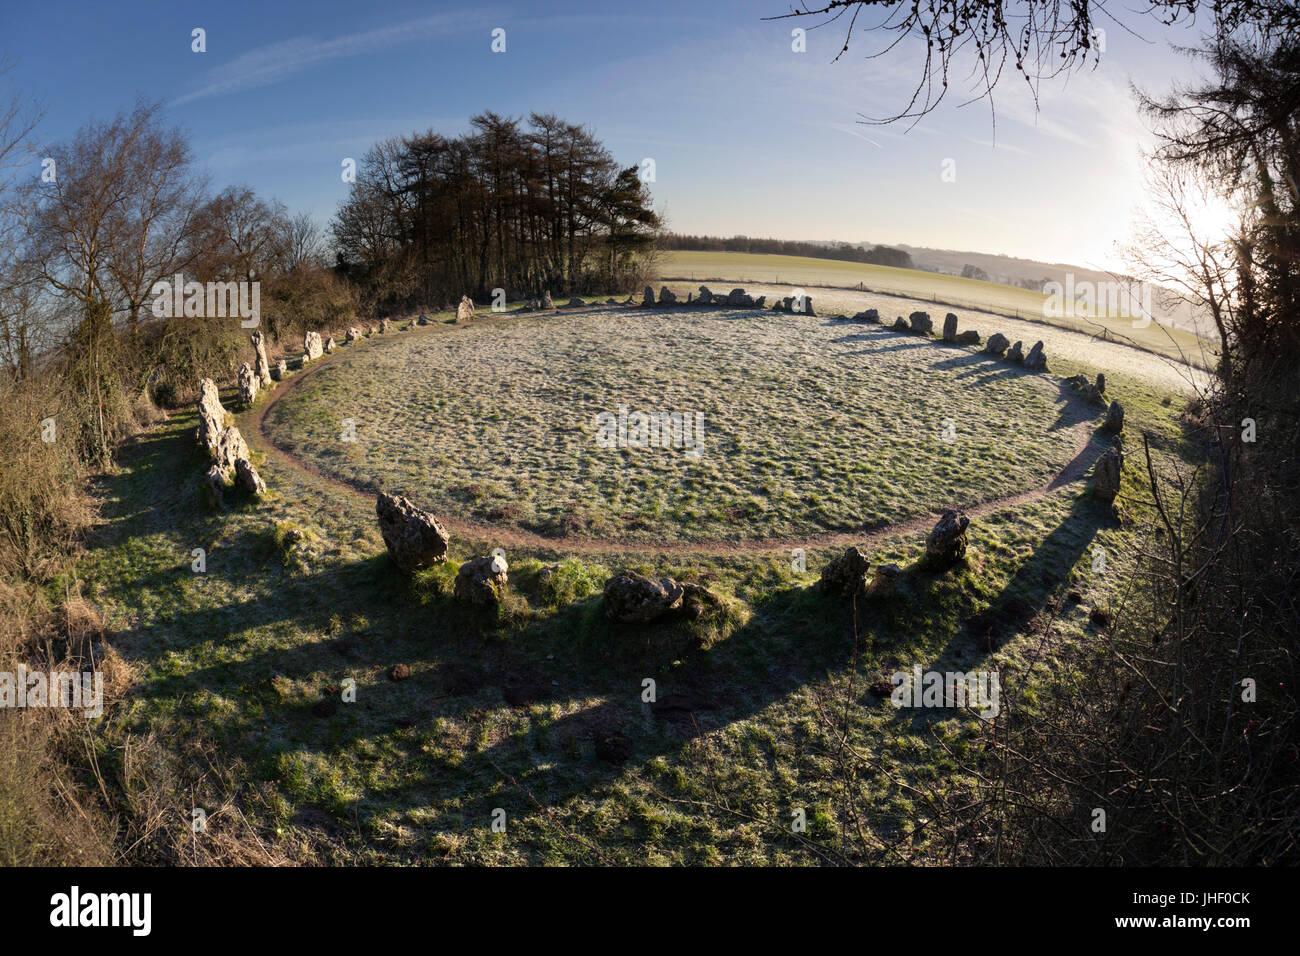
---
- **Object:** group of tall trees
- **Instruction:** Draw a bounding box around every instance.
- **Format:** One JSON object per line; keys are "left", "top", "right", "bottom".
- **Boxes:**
{"left": 332, "top": 112, "right": 660, "bottom": 314}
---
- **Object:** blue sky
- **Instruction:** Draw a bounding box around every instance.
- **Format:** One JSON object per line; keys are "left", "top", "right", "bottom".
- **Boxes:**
{"left": 2, "top": 0, "right": 1218, "bottom": 271}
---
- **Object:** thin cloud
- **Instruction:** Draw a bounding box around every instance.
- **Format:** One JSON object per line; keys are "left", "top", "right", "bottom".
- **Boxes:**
{"left": 173, "top": 11, "right": 496, "bottom": 105}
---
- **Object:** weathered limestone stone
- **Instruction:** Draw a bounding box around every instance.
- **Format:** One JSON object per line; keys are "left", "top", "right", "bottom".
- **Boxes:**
{"left": 304, "top": 330, "right": 324, "bottom": 361}
{"left": 324, "top": 337, "right": 336, "bottom": 353}
{"left": 908, "top": 311, "right": 933, "bottom": 335}
{"left": 942, "top": 313, "right": 958, "bottom": 343}
{"left": 1023, "top": 341, "right": 1047, "bottom": 371}
{"left": 868, "top": 563, "right": 904, "bottom": 599}
{"left": 213, "top": 425, "right": 249, "bottom": 477}
{"left": 454, "top": 554, "right": 509, "bottom": 606}
{"left": 818, "top": 546, "right": 871, "bottom": 597}
{"left": 237, "top": 363, "right": 258, "bottom": 406}
{"left": 271, "top": 359, "right": 287, "bottom": 382}
{"left": 753, "top": 295, "right": 766, "bottom": 308}
{"left": 1007, "top": 340, "right": 1025, "bottom": 363}
{"left": 195, "top": 378, "right": 227, "bottom": 454}
{"left": 456, "top": 296, "right": 474, "bottom": 322}
{"left": 892, "top": 316, "right": 910, "bottom": 332}
{"left": 853, "top": 309, "right": 881, "bottom": 323}
{"left": 642, "top": 285, "right": 655, "bottom": 307}
{"left": 697, "top": 286, "right": 714, "bottom": 304}
{"left": 201, "top": 465, "right": 226, "bottom": 510}
{"left": 956, "top": 330, "right": 981, "bottom": 345}
{"left": 1092, "top": 445, "right": 1123, "bottom": 502}
{"left": 1095, "top": 373, "right": 1106, "bottom": 395}
{"left": 234, "top": 457, "right": 266, "bottom": 496}
{"left": 985, "top": 332, "right": 1010, "bottom": 357}
{"left": 603, "top": 570, "right": 685, "bottom": 623}
{"left": 375, "top": 493, "right": 450, "bottom": 573}
{"left": 250, "top": 330, "right": 272, "bottom": 385}
{"left": 541, "top": 291, "right": 555, "bottom": 309}
{"left": 1103, "top": 400, "right": 1125, "bottom": 433}
{"left": 925, "top": 509, "right": 970, "bottom": 568}
{"left": 346, "top": 327, "right": 361, "bottom": 343}
{"left": 658, "top": 286, "right": 676, "bottom": 305}
{"left": 379, "top": 317, "right": 393, "bottom": 333}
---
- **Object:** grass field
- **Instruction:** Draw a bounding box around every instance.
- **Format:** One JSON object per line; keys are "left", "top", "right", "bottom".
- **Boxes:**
{"left": 265, "top": 308, "right": 1085, "bottom": 543}
{"left": 67, "top": 305, "right": 1204, "bottom": 864}
{"left": 659, "top": 250, "right": 1214, "bottom": 368}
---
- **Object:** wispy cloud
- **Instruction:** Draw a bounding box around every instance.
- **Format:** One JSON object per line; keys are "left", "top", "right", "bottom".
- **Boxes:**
{"left": 172, "top": 10, "right": 496, "bottom": 105}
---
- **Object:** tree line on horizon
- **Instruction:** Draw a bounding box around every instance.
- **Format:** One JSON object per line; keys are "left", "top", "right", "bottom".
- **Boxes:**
{"left": 661, "top": 232, "right": 913, "bottom": 269}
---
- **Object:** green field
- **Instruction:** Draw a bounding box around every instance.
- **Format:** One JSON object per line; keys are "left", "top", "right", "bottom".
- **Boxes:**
{"left": 659, "top": 250, "right": 1213, "bottom": 367}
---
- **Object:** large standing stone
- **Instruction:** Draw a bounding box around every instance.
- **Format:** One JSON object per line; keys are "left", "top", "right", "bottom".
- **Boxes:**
{"left": 985, "top": 333, "right": 1010, "bottom": 357}
{"left": 925, "top": 510, "right": 970, "bottom": 568}
{"left": 454, "top": 554, "right": 509, "bottom": 606}
{"left": 1023, "top": 341, "right": 1048, "bottom": 370}
{"left": 818, "top": 546, "right": 871, "bottom": 597}
{"left": 250, "top": 330, "right": 272, "bottom": 386}
{"left": 303, "top": 330, "right": 324, "bottom": 361}
{"left": 1103, "top": 400, "right": 1125, "bottom": 433}
{"left": 456, "top": 296, "right": 474, "bottom": 322}
{"left": 195, "top": 378, "right": 227, "bottom": 454}
{"left": 603, "top": 570, "right": 684, "bottom": 623}
{"left": 1092, "top": 445, "right": 1123, "bottom": 502}
{"left": 942, "top": 313, "right": 958, "bottom": 343}
{"left": 375, "top": 493, "right": 450, "bottom": 573}
{"left": 541, "top": 290, "right": 554, "bottom": 309}
{"left": 642, "top": 285, "right": 655, "bottom": 307}
{"left": 794, "top": 295, "right": 816, "bottom": 315}
{"left": 213, "top": 425, "right": 249, "bottom": 477}
{"left": 697, "top": 286, "right": 714, "bottom": 304}
{"left": 237, "top": 363, "right": 258, "bottom": 406}
{"left": 658, "top": 286, "right": 676, "bottom": 305}
{"left": 233, "top": 457, "right": 267, "bottom": 496}
{"left": 908, "top": 311, "right": 933, "bottom": 335}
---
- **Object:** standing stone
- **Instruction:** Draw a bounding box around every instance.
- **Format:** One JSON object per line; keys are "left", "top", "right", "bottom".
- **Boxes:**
{"left": 892, "top": 316, "right": 910, "bottom": 332}
{"left": 908, "top": 311, "right": 933, "bottom": 335}
{"left": 250, "top": 330, "right": 272, "bottom": 386}
{"left": 697, "top": 286, "right": 714, "bottom": 304}
{"left": 213, "top": 426, "right": 249, "bottom": 477}
{"left": 541, "top": 290, "right": 554, "bottom": 310}
{"left": 1103, "top": 400, "right": 1125, "bottom": 433}
{"left": 868, "top": 563, "right": 904, "bottom": 599}
{"left": 233, "top": 457, "right": 267, "bottom": 496}
{"left": 925, "top": 510, "right": 970, "bottom": 568}
{"left": 454, "top": 554, "right": 509, "bottom": 606}
{"left": 195, "top": 378, "right": 227, "bottom": 454}
{"left": 375, "top": 494, "right": 450, "bottom": 572}
{"left": 201, "top": 465, "right": 226, "bottom": 510}
{"left": 271, "top": 359, "right": 287, "bottom": 382}
{"left": 942, "top": 313, "right": 958, "bottom": 343}
{"left": 237, "top": 363, "right": 258, "bottom": 406}
{"left": 456, "top": 296, "right": 474, "bottom": 322}
{"left": 303, "top": 330, "right": 323, "bottom": 361}
{"left": 324, "top": 337, "right": 336, "bottom": 353}
{"left": 1095, "top": 373, "right": 1106, "bottom": 395}
{"left": 818, "top": 546, "right": 871, "bottom": 597}
{"left": 854, "top": 308, "right": 881, "bottom": 323}
{"left": 985, "top": 333, "right": 1010, "bottom": 356}
{"left": 956, "top": 330, "right": 982, "bottom": 345}
{"left": 346, "top": 327, "right": 361, "bottom": 343}
{"left": 603, "top": 570, "right": 684, "bottom": 623}
{"left": 753, "top": 295, "right": 766, "bottom": 308}
{"left": 1092, "top": 445, "right": 1123, "bottom": 502}
{"left": 1023, "top": 341, "right": 1047, "bottom": 370}
{"left": 658, "top": 286, "right": 676, "bottom": 305}
{"left": 566, "top": 296, "right": 585, "bottom": 308}
{"left": 379, "top": 317, "right": 393, "bottom": 333}
{"left": 1007, "top": 340, "right": 1025, "bottom": 363}
{"left": 642, "top": 285, "right": 655, "bottom": 307}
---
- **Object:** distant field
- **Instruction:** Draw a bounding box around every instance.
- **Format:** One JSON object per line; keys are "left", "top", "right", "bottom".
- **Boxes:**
{"left": 659, "top": 250, "right": 1213, "bottom": 368}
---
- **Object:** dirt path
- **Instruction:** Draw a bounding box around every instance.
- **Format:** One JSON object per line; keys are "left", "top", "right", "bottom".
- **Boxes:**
{"left": 243, "top": 309, "right": 1105, "bottom": 558}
